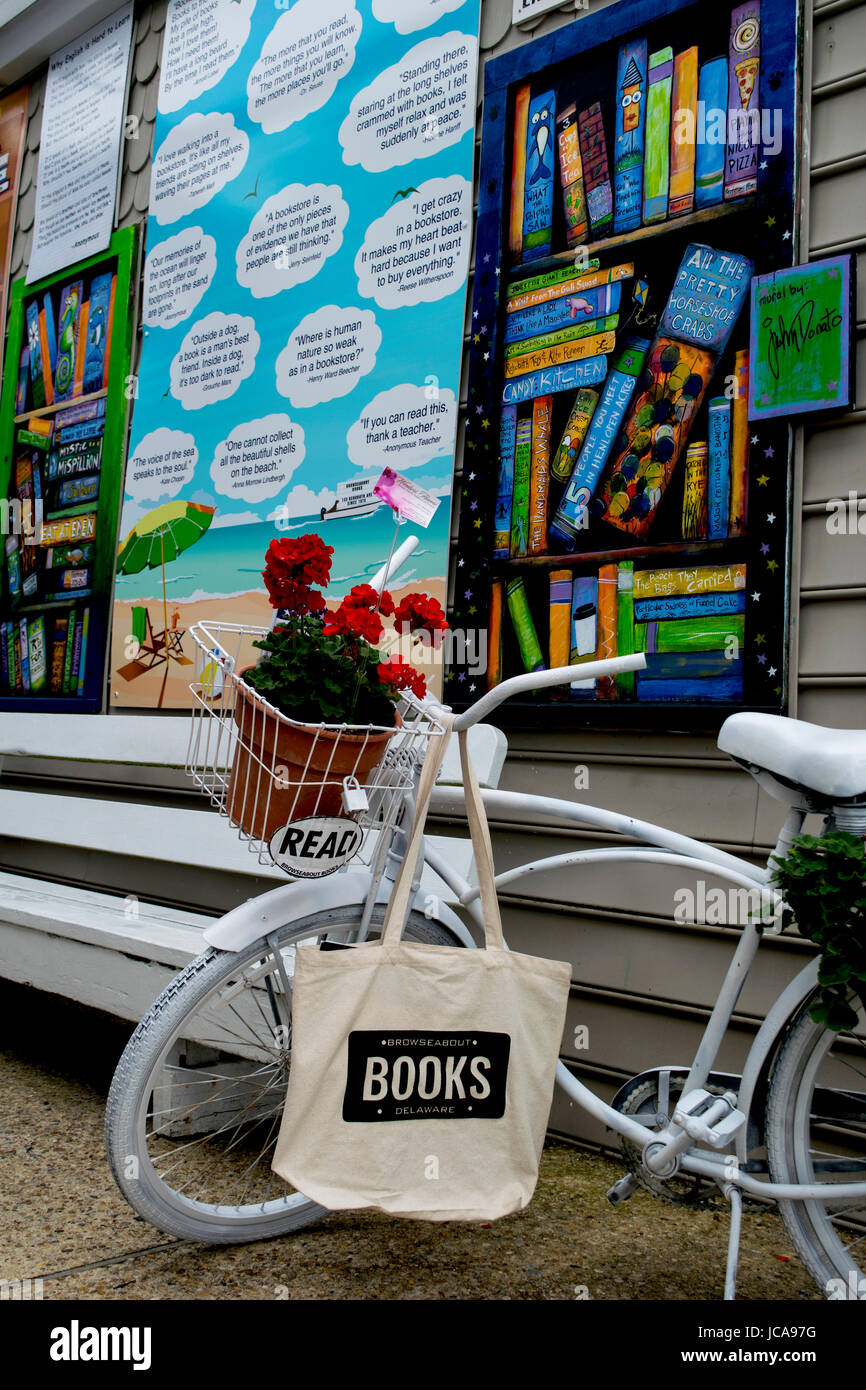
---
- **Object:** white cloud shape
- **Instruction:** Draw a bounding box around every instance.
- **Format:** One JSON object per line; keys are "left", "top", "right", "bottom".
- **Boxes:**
{"left": 347, "top": 382, "right": 457, "bottom": 471}
{"left": 211, "top": 510, "right": 263, "bottom": 528}
{"left": 356, "top": 175, "right": 471, "bottom": 309}
{"left": 170, "top": 311, "right": 260, "bottom": 411}
{"left": 269, "top": 484, "right": 338, "bottom": 528}
{"left": 210, "top": 415, "right": 305, "bottom": 504}
{"left": 276, "top": 305, "right": 381, "bottom": 408}
{"left": 372, "top": 0, "right": 469, "bottom": 34}
{"left": 236, "top": 183, "right": 348, "bottom": 298}
{"left": 159, "top": 0, "right": 256, "bottom": 115}
{"left": 143, "top": 226, "right": 217, "bottom": 330}
{"left": 152, "top": 112, "right": 248, "bottom": 225}
{"left": 125, "top": 428, "right": 198, "bottom": 504}
{"left": 247, "top": 0, "right": 361, "bottom": 135}
{"left": 338, "top": 31, "right": 477, "bottom": 172}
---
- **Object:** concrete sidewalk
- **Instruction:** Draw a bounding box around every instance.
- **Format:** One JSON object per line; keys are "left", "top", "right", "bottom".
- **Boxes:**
{"left": 0, "top": 982, "right": 820, "bottom": 1301}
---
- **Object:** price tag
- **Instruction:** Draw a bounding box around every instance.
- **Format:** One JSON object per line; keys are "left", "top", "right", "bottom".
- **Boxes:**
{"left": 373, "top": 468, "right": 441, "bottom": 528}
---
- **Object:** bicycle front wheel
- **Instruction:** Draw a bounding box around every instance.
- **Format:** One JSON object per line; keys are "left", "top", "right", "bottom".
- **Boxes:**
{"left": 105, "top": 905, "right": 459, "bottom": 1245}
{"left": 766, "top": 988, "right": 866, "bottom": 1299}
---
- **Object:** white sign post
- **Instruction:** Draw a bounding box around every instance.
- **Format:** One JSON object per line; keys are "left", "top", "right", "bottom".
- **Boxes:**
{"left": 27, "top": 4, "right": 134, "bottom": 283}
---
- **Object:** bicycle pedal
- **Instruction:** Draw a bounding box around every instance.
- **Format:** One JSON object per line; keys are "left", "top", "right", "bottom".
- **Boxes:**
{"left": 606, "top": 1172, "right": 639, "bottom": 1206}
{"left": 673, "top": 1088, "right": 746, "bottom": 1150}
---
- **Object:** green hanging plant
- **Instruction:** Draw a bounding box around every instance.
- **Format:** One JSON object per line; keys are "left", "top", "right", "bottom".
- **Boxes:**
{"left": 771, "top": 831, "right": 866, "bottom": 1031}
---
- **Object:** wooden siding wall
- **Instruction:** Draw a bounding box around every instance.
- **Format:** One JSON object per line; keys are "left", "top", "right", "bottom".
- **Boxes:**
{"left": 2, "top": 0, "right": 864, "bottom": 1146}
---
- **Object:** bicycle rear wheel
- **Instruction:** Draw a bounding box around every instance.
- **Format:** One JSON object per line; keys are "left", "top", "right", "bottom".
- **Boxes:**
{"left": 766, "top": 988, "right": 866, "bottom": 1299}
{"left": 105, "top": 905, "right": 458, "bottom": 1244}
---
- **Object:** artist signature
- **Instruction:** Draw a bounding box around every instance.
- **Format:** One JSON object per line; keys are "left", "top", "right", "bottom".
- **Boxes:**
{"left": 762, "top": 299, "right": 843, "bottom": 380}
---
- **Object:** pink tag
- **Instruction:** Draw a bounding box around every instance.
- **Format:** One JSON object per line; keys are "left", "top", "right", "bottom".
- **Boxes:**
{"left": 373, "top": 468, "right": 441, "bottom": 527}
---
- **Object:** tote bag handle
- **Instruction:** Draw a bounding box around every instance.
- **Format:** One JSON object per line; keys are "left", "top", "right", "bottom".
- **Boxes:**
{"left": 381, "top": 712, "right": 504, "bottom": 951}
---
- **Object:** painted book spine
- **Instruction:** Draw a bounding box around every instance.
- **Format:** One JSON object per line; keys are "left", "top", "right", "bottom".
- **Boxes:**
{"left": 682, "top": 441, "right": 709, "bottom": 540}
{"left": 504, "top": 330, "right": 616, "bottom": 379}
{"left": 551, "top": 389, "right": 599, "bottom": 483}
{"left": 72, "top": 299, "right": 89, "bottom": 399}
{"left": 62, "top": 611, "right": 75, "bottom": 694}
{"left": 102, "top": 275, "right": 117, "bottom": 389}
{"left": 614, "top": 39, "right": 648, "bottom": 235}
{"left": 636, "top": 614, "right": 745, "bottom": 652}
{"left": 640, "top": 652, "right": 743, "bottom": 680}
{"left": 18, "top": 618, "right": 30, "bottom": 692}
{"left": 76, "top": 608, "right": 90, "bottom": 696}
{"left": 634, "top": 563, "right": 747, "bottom": 599}
{"left": 669, "top": 48, "right": 699, "bottom": 216}
{"left": 506, "top": 577, "right": 545, "bottom": 672}
{"left": 707, "top": 396, "right": 732, "bottom": 539}
{"left": 510, "top": 417, "right": 533, "bottom": 558}
{"left": 578, "top": 103, "right": 613, "bottom": 236}
{"left": 523, "top": 90, "right": 557, "bottom": 262}
{"left": 696, "top": 58, "right": 728, "bottom": 207}
{"left": 509, "top": 84, "right": 531, "bottom": 261}
{"left": 507, "top": 261, "right": 632, "bottom": 310}
{"left": 493, "top": 406, "right": 517, "bottom": 559}
{"left": 25, "top": 302, "right": 45, "bottom": 409}
{"left": 556, "top": 104, "right": 588, "bottom": 246}
{"left": 54, "top": 282, "right": 83, "bottom": 404}
{"left": 725, "top": 1, "right": 761, "bottom": 199}
{"left": 28, "top": 617, "right": 47, "bottom": 692}
{"left": 488, "top": 581, "right": 504, "bottom": 690}
{"left": 596, "top": 564, "right": 618, "bottom": 699}
{"left": 529, "top": 395, "right": 552, "bottom": 554}
{"left": 83, "top": 273, "right": 112, "bottom": 395}
{"left": 51, "top": 617, "right": 69, "bottom": 693}
{"left": 616, "top": 561, "right": 636, "bottom": 698}
{"left": 501, "top": 353, "right": 608, "bottom": 406}
{"left": 549, "top": 336, "right": 650, "bottom": 548}
{"left": 16, "top": 346, "right": 29, "bottom": 415}
{"left": 634, "top": 591, "right": 746, "bottom": 620}
{"left": 8, "top": 622, "right": 19, "bottom": 693}
{"left": 549, "top": 569, "right": 573, "bottom": 698}
{"left": 636, "top": 673, "right": 743, "bottom": 702}
{"left": 504, "top": 313, "right": 619, "bottom": 360}
{"left": 504, "top": 283, "right": 622, "bottom": 342}
{"left": 729, "top": 350, "right": 750, "bottom": 536}
{"left": 570, "top": 575, "right": 598, "bottom": 697}
{"left": 37, "top": 304, "right": 55, "bottom": 406}
{"left": 643, "top": 47, "right": 673, "bottom": 225}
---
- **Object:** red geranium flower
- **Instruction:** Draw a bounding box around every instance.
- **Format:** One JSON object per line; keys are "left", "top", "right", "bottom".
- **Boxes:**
{"left": 343, "top": 583, "right": 395, "bottom": 617}
{"left": 377, "top": 658, "right": 427, "bottom": 699}
{"left": 262, "top": 534, "right": 333, "bottom": 609}
{"left": 323, "top": 603, "right": 384, "bottom": 644}
{"left": 393, "top": 593, "right": 448, "bottom": 635}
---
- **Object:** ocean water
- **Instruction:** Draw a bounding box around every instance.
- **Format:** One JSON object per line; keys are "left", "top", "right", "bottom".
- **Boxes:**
{"left": 113, "top": 504, "right": 452, "bottom": 605}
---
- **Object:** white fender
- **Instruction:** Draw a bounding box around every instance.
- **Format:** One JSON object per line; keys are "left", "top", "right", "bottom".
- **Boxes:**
{"left": 202, "top": 869, "right": 476, "bottom": 952}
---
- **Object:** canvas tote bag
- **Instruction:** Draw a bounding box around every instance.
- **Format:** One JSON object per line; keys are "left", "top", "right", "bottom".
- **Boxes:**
{"left": 271, "top": 711, "right": 572, "bottom": 1221}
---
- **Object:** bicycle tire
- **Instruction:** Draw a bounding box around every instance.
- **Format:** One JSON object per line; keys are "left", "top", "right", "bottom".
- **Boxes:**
{"left": 105, "top": 905, "right": 459, "bottom": 1245}
{"left": 765, "top": 987, "right": 866, "bottom": 1299}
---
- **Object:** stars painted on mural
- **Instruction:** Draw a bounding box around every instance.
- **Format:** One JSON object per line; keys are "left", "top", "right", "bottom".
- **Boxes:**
{"left": 751, "top": 591, "right": 761, "bottom": 602}
{"left": 763, "top": 445, "right": 774, "bottom": 458}
{"left": 756, "top": 474, "right": 769, "bottom": 486}
{"left": 760, "top": 543, "right": 770, "bottom": 555}
{"left": 766, "top": 512, "right": 776, "bottom": 524}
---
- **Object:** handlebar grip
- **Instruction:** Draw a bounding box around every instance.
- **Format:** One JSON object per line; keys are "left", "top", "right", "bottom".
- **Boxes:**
{"left": 452, "top": 652, "right": 647, "bottom": 730}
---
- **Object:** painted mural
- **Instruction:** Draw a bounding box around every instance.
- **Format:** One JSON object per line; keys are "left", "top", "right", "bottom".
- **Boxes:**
{"left": 450, "top": 0, "right": 801, "bottom": 719}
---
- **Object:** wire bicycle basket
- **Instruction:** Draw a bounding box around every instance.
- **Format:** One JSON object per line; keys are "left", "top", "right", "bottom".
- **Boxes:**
{"left": 186, "top": 619, "right": 445, "bottom": 875}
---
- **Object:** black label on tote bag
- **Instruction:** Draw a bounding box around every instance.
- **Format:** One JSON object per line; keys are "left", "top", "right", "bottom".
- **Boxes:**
{"left": 342, "top": 1030, "right": 510, "bottom": 1122}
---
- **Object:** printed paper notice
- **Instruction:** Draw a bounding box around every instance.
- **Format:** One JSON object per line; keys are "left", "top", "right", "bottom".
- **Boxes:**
{"left": 27, "top": 4, "right": 134, "bottom": 283}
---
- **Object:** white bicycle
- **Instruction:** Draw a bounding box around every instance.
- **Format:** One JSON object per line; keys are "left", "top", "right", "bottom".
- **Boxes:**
{"left": 106, "top": 564, "right": 866, "bottom": 1302}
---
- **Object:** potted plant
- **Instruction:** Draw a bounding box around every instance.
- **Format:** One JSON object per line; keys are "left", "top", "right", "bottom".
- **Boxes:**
{"left": 227, "top": 533, "right": 447, "bottom": 841}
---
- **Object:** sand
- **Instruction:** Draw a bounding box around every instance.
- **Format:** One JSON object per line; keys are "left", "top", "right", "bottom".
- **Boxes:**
{"left": 109, "top": 578, "right": 448, "bottom": 711}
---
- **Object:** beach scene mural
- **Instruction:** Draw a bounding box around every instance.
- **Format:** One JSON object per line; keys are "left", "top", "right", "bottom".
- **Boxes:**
{"left": 111, "top": 0, "right": 479, "bottom": 708}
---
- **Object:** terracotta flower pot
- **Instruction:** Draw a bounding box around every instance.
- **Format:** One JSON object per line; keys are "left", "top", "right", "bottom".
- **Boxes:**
{"left": 226, "top": 669, "right": 398, "bottom": 844}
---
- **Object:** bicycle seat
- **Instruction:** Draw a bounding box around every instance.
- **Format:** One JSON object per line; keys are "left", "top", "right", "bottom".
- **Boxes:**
{"left": 718, "top": 712, "right": 866, "bottom": 803}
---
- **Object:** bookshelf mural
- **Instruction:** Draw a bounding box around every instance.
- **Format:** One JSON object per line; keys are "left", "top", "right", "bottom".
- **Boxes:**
{"left": 0, "top": 227, "right": 137, "bottom": 711}
{"left": 448, "top": 0, "right": 802, "bottom": 722}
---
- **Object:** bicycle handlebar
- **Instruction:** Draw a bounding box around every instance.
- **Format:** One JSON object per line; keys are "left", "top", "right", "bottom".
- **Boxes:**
{"left": 450, "top": 652, "right": 647, "bottom": 731}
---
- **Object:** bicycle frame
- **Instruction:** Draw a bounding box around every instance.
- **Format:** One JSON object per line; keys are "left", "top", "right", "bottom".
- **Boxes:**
{"left": 423, "top": 783, "right": 866, "bottom": 1207}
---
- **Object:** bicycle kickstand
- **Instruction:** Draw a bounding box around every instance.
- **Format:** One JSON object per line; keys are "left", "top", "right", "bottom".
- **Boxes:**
{"left": 723, "top": 1182, "right": 744, "bottom": 1301}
